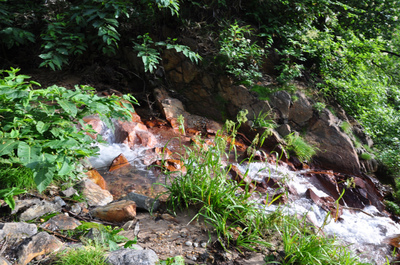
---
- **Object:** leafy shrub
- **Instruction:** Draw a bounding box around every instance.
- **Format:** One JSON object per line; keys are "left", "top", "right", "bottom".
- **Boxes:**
{"left": 217, "top": 21, "right": 272, "bottom": 84}
{"left": 133, "top": 34, "right": 201, "bottom": 73}
{"left": 0, "top": 68, "right": 136, "bottom": 192}
{"left": 313, "top": 102, "right": 326, "bottom": 114}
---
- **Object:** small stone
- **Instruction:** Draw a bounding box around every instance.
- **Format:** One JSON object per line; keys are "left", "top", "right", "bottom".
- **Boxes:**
{"left": 185, "top": 241, "right": 192, "bottom": 247}
{"left": 193, "top": 242, "right": 199, "bottom": 248}
{"left": 0, "top": 222, "right": 37, "bottom": 242}
{"left": 61, "top": 187, "right": 78, "bottom": 198}
{"left": 70, "top": 203, "right": 82, "bottom": 215}
{"left": 53, "top": 196, "right": 66, "bottom": 208}
{"left": 18, "top": 200, "right": 61, "bottom": 221}
{"left": 201, "top": 242, "right": 207, "bottom": 248}
{"left": 122, "top": 192, "right": 160, "bottom": 212}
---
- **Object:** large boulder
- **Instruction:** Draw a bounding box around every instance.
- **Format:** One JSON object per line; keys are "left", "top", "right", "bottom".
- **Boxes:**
{"left": 306, "top": 110, "right": 360, "bottom": 175}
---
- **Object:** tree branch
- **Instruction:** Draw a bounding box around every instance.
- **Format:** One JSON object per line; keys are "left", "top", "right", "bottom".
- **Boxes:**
{"left": 381, "top": 50, "right": 400, "bottom": 58}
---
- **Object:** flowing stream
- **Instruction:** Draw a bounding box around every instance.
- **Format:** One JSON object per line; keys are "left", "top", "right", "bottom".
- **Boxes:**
{"left": 88, "top": 124, "right": 399, "bottom": 264}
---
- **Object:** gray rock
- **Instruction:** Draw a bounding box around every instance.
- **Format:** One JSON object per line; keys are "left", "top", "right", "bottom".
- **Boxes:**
{"left": 77, "top": 178, "right": 113, "bottom": 207}
{"left": 289, "top": 92, "right": 313, "bottom": 126}
{"left": 276, "top": 124, "right": 291, "bottom": 137}
{"left": 106, "top": 249, "right": 159, "bottom": 265}
{"left": 53, "top": 196, "right": 66, "bottom": 207}
{"left": 0, "top": 222, "right": 37, "bottom": 242}
{"left": 270, "top": 90, "right": 291, "bottom": 120}
{"left": 70, "top": 203, "right": 82, "bottom": 215}
{"left": 61, "top": 187, "right": 78, "bottom": 197}
{"left": 122, "top": 192, "right": 160, "bottom": 212}
{"left": 12, "top": 199, "right": 41, "bottom": 215}
{"left": 18, "top": 200, "right": 62, "bottom": 221}
{"left": 185, "top": 241, "right": 192, "bottom": 247}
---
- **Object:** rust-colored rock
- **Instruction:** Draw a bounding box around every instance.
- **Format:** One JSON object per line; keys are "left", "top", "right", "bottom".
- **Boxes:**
{"left": 109, "top": 153, "right": 130, "bottom": 172}
{"left": 85, "top": 169, "right": 106, "bottom": 190}
{"left": 114, "top": 120, "right": 157, "bottom": 148}
{"left": 155, "top": 159, "right": 187, "bottom": 174}
{"left": 15, "top": 232, "right": 63, "bottom": 265}
{"left": 91, "top": 200, "right": 136, "bottom": 223}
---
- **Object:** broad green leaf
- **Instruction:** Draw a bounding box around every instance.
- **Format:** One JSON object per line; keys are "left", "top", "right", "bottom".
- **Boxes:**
{"left": 56, "top": 99, "right": 78, "bottom": 117}
{"left": 58, "top": 158, "right": 74, "bottom": 176}
{"left": 0, "top": 140, "right": 19, "bottom": 156}
{"left": 33, "top": 156, "right": 54, "bottom": 193}
{"left": 18, "top": 142, "right": 41, "bottom": 166}
{"left": 36, "top": 121, "right": 50, "bottom": 134}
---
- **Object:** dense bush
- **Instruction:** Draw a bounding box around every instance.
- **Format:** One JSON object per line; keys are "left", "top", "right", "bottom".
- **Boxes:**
{"left": 0, "top": 68, "right": 136, "bottom": 192}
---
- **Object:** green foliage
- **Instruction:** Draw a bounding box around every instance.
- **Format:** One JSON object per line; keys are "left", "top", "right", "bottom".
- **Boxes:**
{"left": 385, "top": 200, "right": 400, "bottom": 216}
{"left": 285, "top": 133, "right": 317, "bottom": 163}
{"left": 217, "top": 21, "right": 272, "bottom": 84}
{"left": 158, "top": 123, "right": 273, "bottom": 250}
{"left": 0, "top": 68, "right": 137, "bottom": 192}
{"left": 158, "top": 256, "right": 185, "bottom": 265}
{"left": 313, "top": 102, "right": 326, "bottom": 114}
{"left": 359, "top": 153, "right": 372, "bottom": 161}
{"left": 76, "top": 222, "right": 129, "bottom": 251}
{"left": 0, "top": 0, "right": 198, "bottom": 71}
{"left": 0, "top": 187, "right": 27, "bottom": 210}
{"left": 133, "top": 34, "right": 201, "bottom": 73}
{"left": 340, "top": 121, "right": 352, "bottom": 135}
{"left": 252, "top": 111, "right": 276, "bottom": 131}
{"left": 54, "top": 246, "right": 107, "bottom": 265}
{"left": 277, "top": 215, "right": 362, "bottom": 265}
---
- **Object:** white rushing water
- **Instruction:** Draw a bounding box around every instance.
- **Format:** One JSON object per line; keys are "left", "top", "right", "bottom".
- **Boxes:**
{"left": 237, "top": 161, "right": 400, "bottom": 264}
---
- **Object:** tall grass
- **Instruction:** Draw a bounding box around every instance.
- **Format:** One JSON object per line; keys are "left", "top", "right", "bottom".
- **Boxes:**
{"left": 157, "top": 115, "right": 368, "bottom": 264}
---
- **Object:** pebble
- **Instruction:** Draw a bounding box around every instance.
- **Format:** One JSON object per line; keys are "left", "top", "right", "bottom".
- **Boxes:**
{"left": 193, "top": 242, "right": 199, "bottom": 248}
{"left": 201, "top": 242, "right": 207, "bottom": 248}
{"left": 185, "top": 241, "right": 193, "bottom": 247}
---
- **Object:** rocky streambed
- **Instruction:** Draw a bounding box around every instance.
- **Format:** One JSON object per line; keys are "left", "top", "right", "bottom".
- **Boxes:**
{"left": 1, "top": 82, "right": 400, "bottom": 265}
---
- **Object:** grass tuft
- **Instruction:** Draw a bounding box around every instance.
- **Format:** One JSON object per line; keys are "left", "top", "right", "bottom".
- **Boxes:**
{"left": 54, "top": 246, "right": 107, "bottom": 265}
{"left": 285, "top": 133, "right": 317, "bottom": 162}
